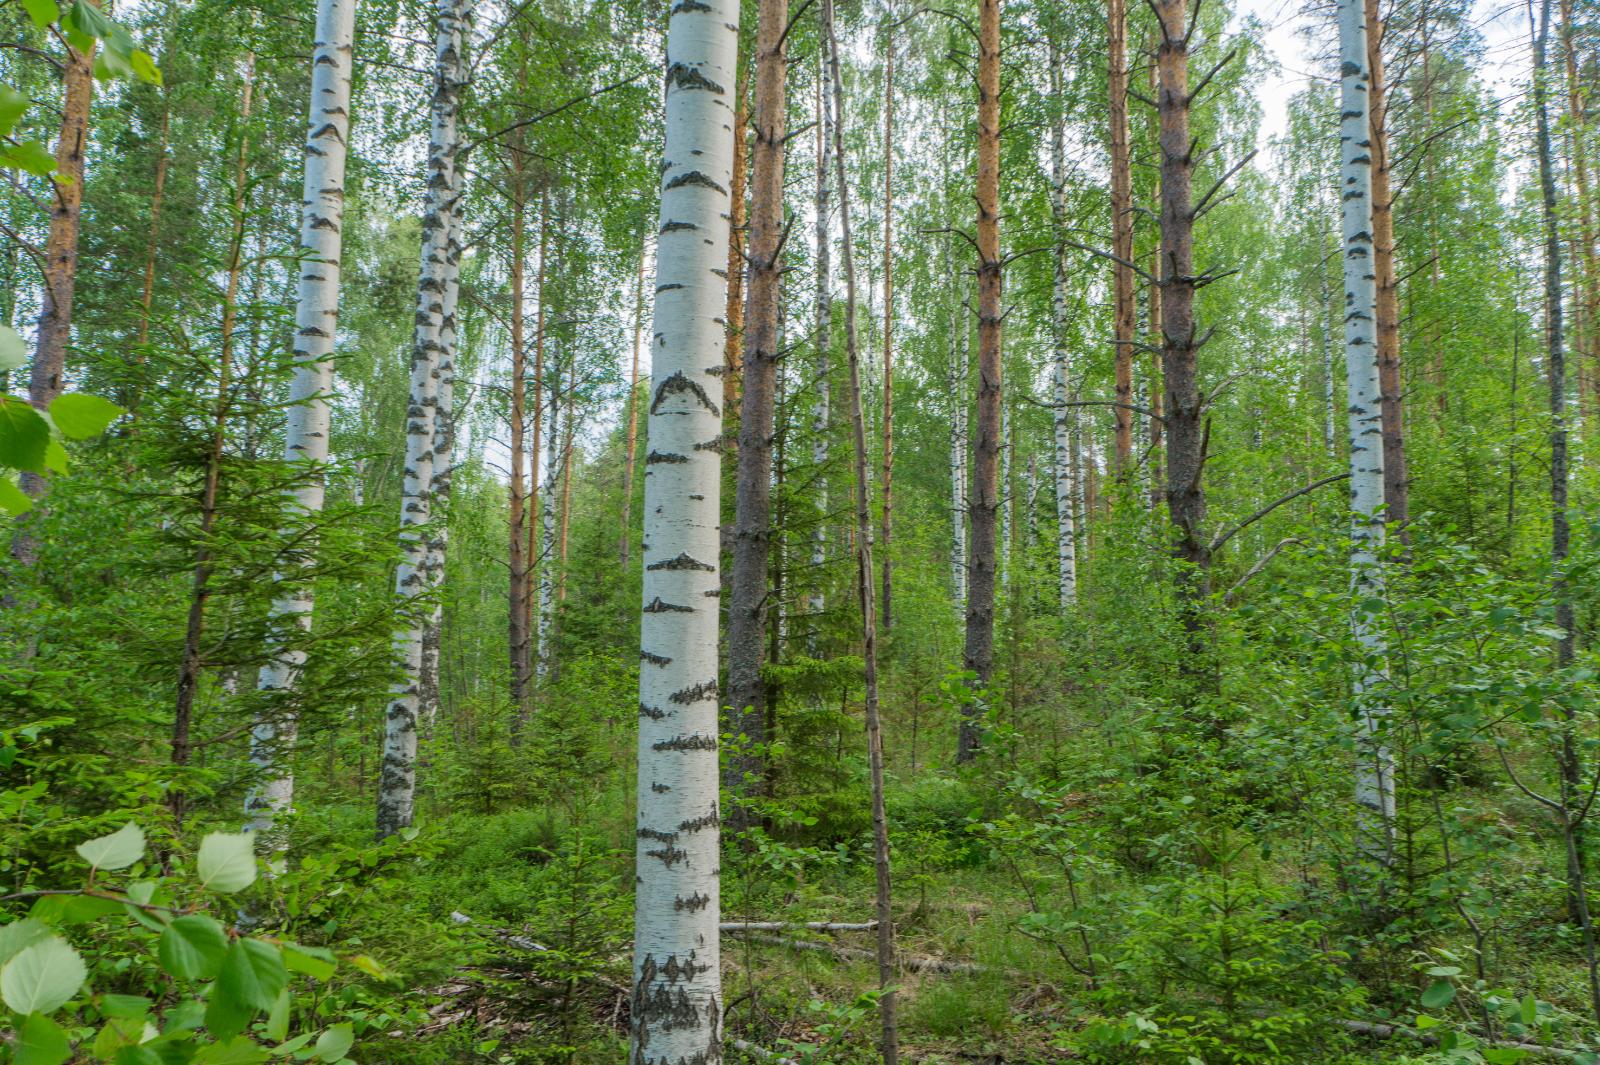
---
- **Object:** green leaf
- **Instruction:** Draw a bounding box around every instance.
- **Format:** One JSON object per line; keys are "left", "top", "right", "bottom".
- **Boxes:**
{"left": 264, "top": 989, "right": 290, "bottom": 1043}
{"left": 0, "top": 476, "right": 31, "bottom": 514}
{"left": 311, "top": 1025, "right": 353, "bottom": 1063}
{"left": 1413, "top": 1014, "right": 1442, "bottom": 1030}
{"left": 129, "top": 49, "right": 161, "bottom": 86}
{"left": 114, "top": 1047, "right": 163, "bottom": 1065}
{"left": 20, "top": 0, "right": 59, "bottom": 30}
{"left": 0, "top": 397, "right": 51, "bottom": 472}
{"left": 1482, "top": 1050, "right": 1528, "bottom": 1064}
{"left": 197, "top": 832, "right": 257, "bottom": 894}
{"left": 1, "top": 139, "right": 56, "bottom": 176}
{"left": 0, "top": 917, "right": 52, "bottom": 965}
{"left": 50, "top": 393, "right": 124, "bottom": 440}
{"left": 101, "top": 994, "right": 151, "bottom": 1019}
{"left": 14, "top": 1012, "right": 71, "bottom": 1065}
{"left": 76, "top": 822, "right": 146, "bottom": 870}
{"left": 216, "top": 939, "right": 287, "bottom": 1011}
{"left": 203, "top": 981, "right": 254, "bottom": 1042}
{"left": 1521, "top": 993, "right": 1537, "bottom": 1025}
{"left": 159, "top": 916, "right": 228, "bottom": 981}
{"left": 1420, "top": 979, "right": 1457, "bottom": 1009}
{"left": 29, "top": 892, "right": 122, "bottom": 924}
{"left": 0, "top": 324, "right": 25, "bottom": 371}
{"left": 62, "top": 0, "right": 113, "bottom": 40}
{"left": 0, "top": 85, "right": 24, "bottom": 138}
{"left": 1, "top": 934, "right": 87, "bottom": 1014}
{"left": 42, "top": 438, "right": 67, "bottom": 474}
{"left": 192, "top": 1037, "right": 268, "bottom": 1065}
{"left": 281, "top": 943, "right": 335, "bottom": 982}
{"left": 124, "top": 882, "right": 169, "bottom": 933}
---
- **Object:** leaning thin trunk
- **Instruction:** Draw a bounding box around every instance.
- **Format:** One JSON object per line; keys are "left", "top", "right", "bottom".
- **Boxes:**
{"left": 726, "top": 0, "right": 790, "bottom": 823}
{"left": 377, "top": 0, "right": 465, "bottom": 841}
{"left": 1049, "top": 53, "right": 1077, "bottom": 611}
{"left": 247, "top": 0, "right": 357, "bottom": 850}
{"left": 1366, "top": 0, "right": 1408, "bottom": 534}
{"left": 823, "top": 7, "right": 899, "bottom": 1058}
{"left": 957, "top": 0, "right": 1003, "bottom": 765}
{"left": 1107, "top": 0, "right": 1135, "bottom": 477}
{"left": 807, "top": 48, "right": 833, "bottom": 631}
{"left": 879, "top": 16, "right": 895, "bottom": 634}
{"left": 1337, "top": 0, "right": 1396, "bottom": 866}
{"left": 630, "top": 0, "right": 738, "bottom": 1057}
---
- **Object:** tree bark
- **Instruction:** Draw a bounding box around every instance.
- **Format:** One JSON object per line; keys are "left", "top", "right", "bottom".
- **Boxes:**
{"left": 1338, "top": 0, "right": 1396, "bottom": 866}
{"left": 621, "top": 246, "right": 647, "bottom": 567}
{"left": 1365, "top": 0, "right": 1408, "bottom": 534}
{"left": 1049, "top": 52, "right": 1077, "bottom": 611}
{"left": 246, "top": 0, "right": 357, "bottom": 853}
{"left": 509, "top": 185, "right": 533, "bottom": 728}
{"left": 528, "top": 191, "right": 549, "bottom": 661}
{"left": 378, "top": 0, "right": 467, "bottom": 841}
{"left": 957, "top": 0, "right": 1003, "bottom": 764}
{"left": 1108, "top": 0, "right": 1136, "bottom": 477}
{"left": 630, "top": 0, "right": 738, "bottom": 1058}
{"left": 879, "top": 19, "right": 895, "bottom": 634}
{"left": 725, "top": 0, "right": 790, "bottom": 824}
{"left": 807, "top": 46, "right": 833, "bottom": 632}
{"left": 725, "top": 68, "right": 750, "bottom": 406}
{"left": 821, "top": 9, "right": 899, "bottom": 1056}
{"left": 1560, "top": 0, "right": 1598, "bottom": 414}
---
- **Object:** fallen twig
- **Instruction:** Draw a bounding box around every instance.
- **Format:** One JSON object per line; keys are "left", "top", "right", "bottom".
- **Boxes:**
{"left": 722, "top": 920, "right": 879, "bottom": 932}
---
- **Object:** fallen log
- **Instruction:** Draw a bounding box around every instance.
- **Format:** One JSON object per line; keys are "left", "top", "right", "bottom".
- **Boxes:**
{"left": 1337, "top": 1018, "right": 1590, "bottom": 1061}
{"left": 722, "top": 920, "right": 879, "bottom": 932}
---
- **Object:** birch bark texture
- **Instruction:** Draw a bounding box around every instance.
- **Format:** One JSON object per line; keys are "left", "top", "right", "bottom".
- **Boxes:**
{"left": 1049, "top": 57, "right": 1077, "bottom": 611}
{"left": 807, "top": 46, "right": 833, "bottom": 630}
{"left": 246, "top": 0, "right": 356, "bottom": 844}
{"left": 375, "top": 0, "right": 468, "bottom": 841}
{"left": 630, "top": 0, "right": 739, "bottom": 1059}
{"left": 1337, "top": 0, "right": 1396, "bottom": 863}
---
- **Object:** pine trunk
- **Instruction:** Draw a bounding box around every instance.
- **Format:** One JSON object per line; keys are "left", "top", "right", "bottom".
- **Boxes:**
{"left": 1338, "top": 0, "right": 1396, "bottom": 864}
{"left": 247, "top": 0, "right": 357, "bottom": 847}
{"left": 1366, "top": 0, "right": 1408, "bottom": 534}
{"left": 1108, "top": 0, "right": 1136, "bottom": 476}
{"left": 957, "top": 0, "right": 1002, "bottom": 764}
{"left": 629, "top": 1, "right": 739, "bottom": 1058}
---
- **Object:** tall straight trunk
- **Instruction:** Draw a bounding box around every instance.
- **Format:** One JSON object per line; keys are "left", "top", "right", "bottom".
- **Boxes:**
{"left": 621, "top": 246, "right": 647, "bottom": 567}
{"left": 1561, "top": 0, "right": 1599, "bottom": 412}
{"left": 629, "top": 0, "right": 738, "bottom": 1058}
{"left": 422, "top": 194, "right": 463, "bottom": 728}
{"left": 10, "top": 22, "right": 95, "bottom": 570}
{"left": 726, "top": 0, "right": 789, "bottom": 820}
{"left": 957, "top": 0, "right": 1003, "bottom": 765}
{"left": 808, "top": 48, "right": 833, "bottom": 629}
{"left": 377, "top": 0, "right": 466, "bottom": 841}
{"left": 1366, "top": 0, "right": 1408, "bottom": 533}
{"left": 1321, "top": 226, "right": 1337, "bottom": 456}
{"left": 1049, "top": 55, "right": 1077, "bottom": 611}
{"left": 950, "top": 262, "right": 969, "bottom": 610}
{"left": 528, "top": 191, "right": 549, "bottom": 659}
{"left": 1107, "top": 0, "right": 1136, "bottom": 476}
{"left": 725, "top": 69, "right": 750, "bottom": 406}
{"left": 173, "top": 56, "right": 256, "bottom": 811}
{"left": 134, "top": 102, "right": 170, "bottom": 358}
{"left": 1337, "top": 0, "right": 1396, "bottom": 865}
{"left": 822, "top": 9, "right": 898, "bottom": 1057}
{"left": 879, "top": 18, "right": 895, "bottom": 633}
{"left": 1155, "top": 0, "right": 1210, "bottom": 626}
{"left": 246, "top": 0, "right": 356, "bottom": 847}
{"left": 557, "top": 356, "right": 576, "bottom": 603}
{"left": 509, "top": 190, "right": 533, "bottom": 724}
{"left": 538, "top": 348, "right": 559, "bottom": 680}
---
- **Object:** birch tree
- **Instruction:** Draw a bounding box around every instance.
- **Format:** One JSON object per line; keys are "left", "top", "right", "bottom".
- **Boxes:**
{"left": 1049, "top": 56, "right": 1076, "bottom": 611}
{"left": 1337, "top": 0, "right": 1395, "bottom": 864}
{"left": 808, "top": 48, "right": 833, "bottom": 630}
{"left": 630, "top": 0, "right": 738, "bottom": 1057}
{"left": 245, "top": 0, "right": 356, "bottom": 846}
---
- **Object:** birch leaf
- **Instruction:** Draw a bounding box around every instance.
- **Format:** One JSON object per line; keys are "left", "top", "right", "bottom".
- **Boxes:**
{"left": 1, "top": 935, "right": 87, "bottom": 1014}
{"left": 196, "top": 832, "right": 257, "bottom": 893}
{"left": 75, "top": 822, "right": 145, "bottom": 871}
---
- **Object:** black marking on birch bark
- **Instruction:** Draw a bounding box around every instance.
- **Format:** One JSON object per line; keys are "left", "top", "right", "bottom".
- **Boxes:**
{"left": 299, "top": 326, "right": 332, "bottom": 339}
{"left": 657, "top": 282, "right": 685, "bottom": 292}
{"left": 704, "top": 364, "right": 727, "bottom": 375}
{"left": 703, "top": 589, "right": 720, "bottom": 597}
{"left": 666, "top": 62, "right": 726, "bottom": 95}
{"left": 652, "top": 372, "right": 720, "bottom": 416}
{"left": 644, "top": 597, "right": 693, "bottom": 613}
{"left": 672, "top": 0, "right": 713, "bottom": 13}
{"left": 689, "top": 493, "right": 705, "bottom": 501}
{"left": 641, "top": 650, "right": 673, "bottom": 666}
{"left": 647, "top": 551, "right": 715, "bottom": 572}
{"left": 675, "top": 891, "right": 712, "bottom": 912}
{"left": 669, "top": 680, "right": 718, "bottom": 705}
{"left": 710, "top": 268, "right": 728, "bottom": 279}
{"left": 637, "top": 826, "right": 678, "bottom": 843}
{"left": 653, "top": 733, "right": 717, "bottom": 752}
{"left": 693, "top": 436, "right": 725, "bottom": 453}
{"left": 665, "top": 171, "right": 729, "bottom": 195}
{"left": 639, "top": 702, "right": 667, "bottom": 720}
{"left": 661, "top": 220, "right": 698, "bottom": 233}
{"left": 646, "top": 845, "right": 689, "bottom": 867}
{"left": 652, "top": 782, "right": 671, "bottom": 792}
{"left": 647, "top": 450, "right": 689, "bottom": 464}
{"left": 678, "top": 806, "right": 719, "bottom": 832}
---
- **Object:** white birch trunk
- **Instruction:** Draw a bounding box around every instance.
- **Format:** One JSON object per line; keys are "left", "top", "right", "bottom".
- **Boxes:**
{"left": 1049, "top": 59, "right": 1077, "bottom": 610}
{"left": 246, "top": 0, "right": 356, "bottom": 846}
{"left": 376, "top": 0, "right": 466, "bottom": 840}
{"left": 537, "top": 366, "right": 559, "bottom": 681}
{"left": 631, "top": 1, "right": 739, "bottom": 1058}
{"left": 950, "top": 320, "right": 968, "bottom": 609}
{"left": 808, "top": 42, "right": 833, "bottom": 631}
{"left": 1338, "top": 0, "right": 1396, "bottom": 864}
{"left": 422, "top": 192, "right": 463, "bottom": 726}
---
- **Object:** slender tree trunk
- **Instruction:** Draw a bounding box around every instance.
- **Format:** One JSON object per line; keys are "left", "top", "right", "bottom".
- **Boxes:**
{"left": 726, "top": 0, "right": 790, "bottom": 823}
{"left": 422, "top": 189, "right": 463, "bottom": 730}
{"left": 377, "top": 0, "right": 466, "bottom": 841}
{"left": 950, "top": 274, "right": 969, "bottom": 611}
{"left": 808, "top": 48, "right": 833, "bottom": 631}
{"left": 1049, "top": 55, "right": 1077, "bottom": 611}
{"left": 957, "top": 0, "right": 1003, "bottom": 765}
{"left": 725, "top": 68, "right": 750, "bottom": 406}
{"left": 1155, "top": 0, "right": 1210, "bottom": 646}
{"left": 510, "top": 188, "right": 533, "bottom": 728}
{"left": 173, "top": 56, "right": 256, "bottom": 816}
{"left": 1338, "top": 0, "right": 1396, "bottom": 866}
{"left": 1108, "top": 0, "right": 1136, "bottom": 476}
{"left": 629, "top": 1, "right": 738, "bottom": 1058}
{"left": 879, "top": 17, "right": 895, "bottom": 634}
{"left": 1560, "top": 0, "right": 1599, "bottom": 414}
{"left": 131, "top": 99, "right": 170, "bottom": 400}
{"left": 538, "top": 346, "right": 560, "bottom": 680}
{"left": 1321, "top": 226, "right": 1337, "bottom": 456}
{"left": 246, "top": 0, "right": 357, "bottom": 849}
{"left": 822, "top": 8, "right": 899, "bottom": 1057}
{"left": 1366, "top": 0, "right": 1408, "bottom": 534}
{"left": 528, "top": 191, "right": 549, "bottom": 660}
{"left": 557, "top": 356, "right": 576, "bottom": 603}
{"left": 621, "top": 246, "right": 647, "bottom": 567}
